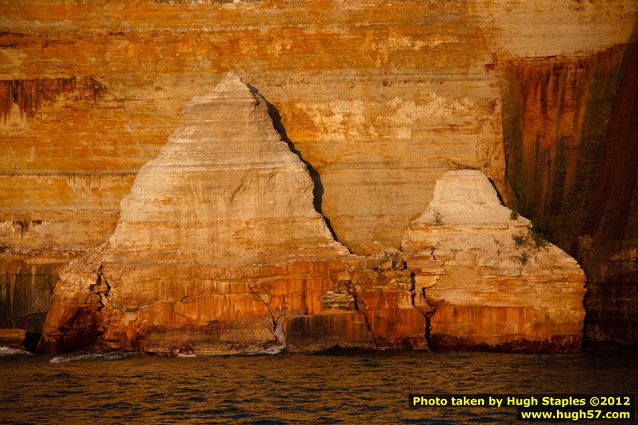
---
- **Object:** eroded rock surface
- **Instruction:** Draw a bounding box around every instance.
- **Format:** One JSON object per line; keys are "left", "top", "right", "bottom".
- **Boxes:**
{"left": 403, "top": 170, "right": 586, "bottom": 352}
{"left": 40, "top": 75, "right": 428, "bottom": 354}
{"left": 0, "top": 256, "right": 66, "bottom": 333}
{"left": 41, "top": 84, "right": 586, "bottom": 355}
{"left": 106, "top": 74, "right": 346, "bottom": 263}
{"left": 2, "top": 2, "right": 637, "bottom": 348}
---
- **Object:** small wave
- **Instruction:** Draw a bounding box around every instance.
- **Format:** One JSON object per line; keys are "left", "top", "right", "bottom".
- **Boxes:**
{"left": 0, "top": 346, "right": 33, "bottom": 356}
{"left": 50, "top": 351, "right": 137, "bottom": 363}
{"left": 260, "top": 346, "right": 286, "bottom": 355}
{"left": 242, "top": 345, "right": 287, "bottom": 356}
{"left": 177, "top": 353, "right": 197, "bottom": 358}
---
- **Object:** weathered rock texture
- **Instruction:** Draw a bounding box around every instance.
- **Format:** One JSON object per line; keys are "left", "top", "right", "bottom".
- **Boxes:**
{"left": 403, "top": 171, "right": 586, "bottom": 352}
{"left": 40, "top": 75, "right": 428, "bottom": 354}
{"left": 2, "top": 0, "right": 637, "bottom": 348}
{"left": 0, "top": 255, "right": 68, "bottom": 333}
{"left": 501, "top": 25, "right": 638, "bottom": 348}
{"left": 41, "top": 88, "right": 586, "bottom": 355}
{"left": 0, "top": 328, "right": 26, "bottom": 349}
{"left": 107, "top": 73, "right": 346, "bottom": 263}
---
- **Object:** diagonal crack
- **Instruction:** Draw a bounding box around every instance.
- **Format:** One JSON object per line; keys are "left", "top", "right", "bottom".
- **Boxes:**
{"left": 248, "top": 284, "right": 285, "bottom": 348}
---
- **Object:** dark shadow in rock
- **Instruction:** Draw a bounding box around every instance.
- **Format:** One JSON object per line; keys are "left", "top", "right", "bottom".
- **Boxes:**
{"left": 246, "top": 84, "right": 344, "bottom": 248}
{"left": 485, "top": 175, "right": 507, "bottom": 207}
{"left": 24, "top": 331, "right": 41, "bottom": 353}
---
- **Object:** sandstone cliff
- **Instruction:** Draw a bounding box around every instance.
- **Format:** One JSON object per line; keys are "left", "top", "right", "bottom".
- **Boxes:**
{"left": 40, "top": 76, "right": 585, "bottom": 354}
{"left": 40, "top": 75, "right": 428, "bottom": 354}
{"left": 105, "top": 73, "right": 346, "bottom": 263}
{"left": 2, "top": 0, "right": 637, "bottom": 349}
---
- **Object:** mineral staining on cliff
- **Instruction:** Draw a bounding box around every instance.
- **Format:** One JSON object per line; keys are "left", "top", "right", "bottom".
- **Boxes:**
{"left": 499, "top": 38, "right": 638, "bottom": 348}
{"left": 0, "top": 0, "right": 514, "bottom": 259}
{"left": 403, "top": 171, "right": 586, "bottom": 352}
{"left": 41, "top": 74, "right": 428, "bottom": 354}
{"left": 0, "top": 77, "right": 77, "bottom": 121}
{"left": 500, "top": 46, "right": 626, "bottom": 230}
{"left": 0, "top": 259, "right": 62, "bottom": 332}
{"left": 40, "top": 78, "right": 586, "bottom": 354}
{"left": 2, "top": 1, "right": 637, "bottom": 349}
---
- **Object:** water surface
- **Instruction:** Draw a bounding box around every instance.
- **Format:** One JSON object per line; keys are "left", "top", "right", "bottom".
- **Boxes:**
{"left": 1, "top": 349, "right": 636, "bottom": 424}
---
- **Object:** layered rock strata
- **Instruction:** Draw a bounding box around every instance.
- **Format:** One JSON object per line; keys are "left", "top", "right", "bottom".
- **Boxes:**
{"left": 2, "top": 1, "right": 638, "bottom": 348}
{"left": 40, "top": 75, "right": 428, "bottom": 354}
{"left": 8, "top": 0, "right": 635, "bottom": 259}
{"left": 41, "top": 77, "right": 587, "bottom": 355}
{"left": 403, "top": 170, "right": 586, "bottom": 352}
{"left": 0, "top": 328, "right": 26, "bottom": 349}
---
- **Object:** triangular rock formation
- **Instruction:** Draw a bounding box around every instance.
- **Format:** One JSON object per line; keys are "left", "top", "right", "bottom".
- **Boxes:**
{"left": 41, "top": 75, "right": 425, "bottom": 355}
{"left": 107, "top": 73, "right": 347, "bottom": 262}
{"left": 39, "top": 92, "right": 585, "bottom": 355}
{"left": 404, "top": 169, "right": 517, "bottom": 230}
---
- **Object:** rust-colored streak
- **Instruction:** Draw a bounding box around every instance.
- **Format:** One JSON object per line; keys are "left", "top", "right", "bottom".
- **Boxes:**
{"left": 585, "top": 36, "right": 638, "bottom": 244}
{"left": 581, "top": 29, "right": 638, "bottom": 348}
{"left": 501, "top": 37, "right": 638, "bottom": 347}
{"left": 0, "top": 77, "right": 77, "bottom": 121}
{"left": 502, "top": 45, "right": 625, "bottom": 227}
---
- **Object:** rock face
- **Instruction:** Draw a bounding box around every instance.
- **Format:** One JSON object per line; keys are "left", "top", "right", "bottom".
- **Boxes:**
{"left": 2, "top": 1, "right": 637, "bottom": 349}
{"left": 40, "top": 75, "right": 428, "bottom": 354}
{"left": 4, "top": 0, "right": 635, "bottom": 258}
{"left": 500, "top": 42, "right": 638, "bottom": 348}
{"left": 403, "top": 171, "right": 586, "bottom": 352}
{"left": 106, "top": 73, "right": 345, "bottom": 263}
{"left": 0, "top": 328, "right": 26, "bottom": 349}
{"left": 0, "top": 256, "right": 66, "bottom": 334}
{"left": 41, "top": 81, "right": 586, "bottom": 355}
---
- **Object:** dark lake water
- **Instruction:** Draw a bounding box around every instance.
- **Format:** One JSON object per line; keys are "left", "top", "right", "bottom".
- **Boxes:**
{"left": 1, "top": 348, "right": 636, "bottom": 424}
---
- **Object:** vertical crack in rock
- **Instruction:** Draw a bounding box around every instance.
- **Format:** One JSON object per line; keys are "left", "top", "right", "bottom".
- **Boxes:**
{"left": 89, "top": 264, "right": 111, "bottom": 312}
{"left": 342, "top": 280, "right": 378, "bottom": 350}
{"left": 423, "top": 312, "right": 432, "bottom": 350}
{"left": 408, "top": 269, "right": 435, "bottom": 350}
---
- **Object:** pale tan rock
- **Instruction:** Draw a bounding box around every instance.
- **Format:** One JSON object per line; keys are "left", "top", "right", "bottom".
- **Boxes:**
{"left": 403, "top": 170, "right": 586, "bottom": 352}
{"left": 104, "top": 73, "right": 347, "bottom": 263}
{"left": 475, "top": 0, "right": 637, "bottom": 57}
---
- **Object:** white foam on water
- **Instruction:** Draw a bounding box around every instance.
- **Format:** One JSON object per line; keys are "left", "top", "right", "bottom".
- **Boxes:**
{"left": 176, "top": 353, "right": 197, "bottom": 358}
{"left": 260, "top": 345, "right": 286, "bottom": 355}
{"left": 242, "top": 344, "right": 287, "bottom": 356}
{"left": 49, "top": 351, "right": 136, "bottom": 363}
{"left": 0, "top": 346, "right": 33, "bottom": 356}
